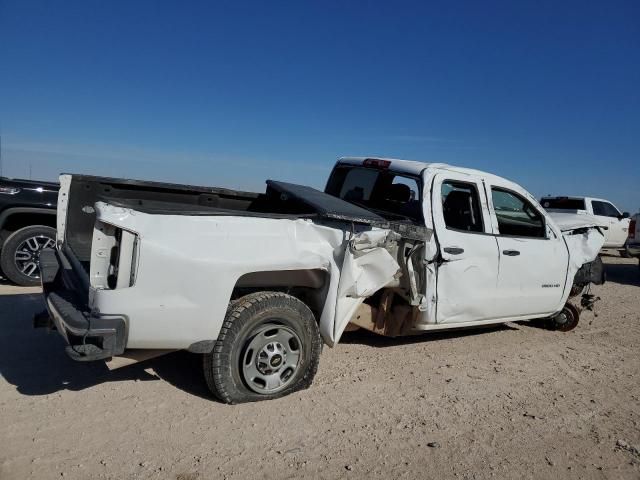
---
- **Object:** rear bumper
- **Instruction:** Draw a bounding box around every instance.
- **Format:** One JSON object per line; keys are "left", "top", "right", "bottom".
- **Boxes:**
{"left": 626, "top": 242, "right": 640, "bottom": 258}
{"left": 38, "top": 248, "right": 127, "bottom": 361}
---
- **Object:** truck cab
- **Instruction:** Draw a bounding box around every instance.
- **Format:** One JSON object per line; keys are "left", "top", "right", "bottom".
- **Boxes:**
{"left": 328, "top": 158, "right": 600, "bottom": 328}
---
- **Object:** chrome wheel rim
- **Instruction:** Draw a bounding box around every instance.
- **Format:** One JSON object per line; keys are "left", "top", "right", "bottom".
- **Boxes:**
{"left": 14, "top": 235, "right": 55, "bottom": 279}
{"left": 241, "top": 323, "right": 302, "bottom": 394}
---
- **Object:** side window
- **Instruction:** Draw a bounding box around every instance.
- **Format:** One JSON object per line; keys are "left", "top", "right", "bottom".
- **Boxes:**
{"left": 592, "top": 201, "right": 619, "bottom": 218}
{"left": 441, "top": 181, "right": 484, "bottom": 232}
{"left": 491, "top": 188, "right": 545, "bottom": 238}
{"left": 605, "top": 202, "right": 621, "bottom": 217}
{"left": 591, "top": 201, "right": 606, "bottom": 216}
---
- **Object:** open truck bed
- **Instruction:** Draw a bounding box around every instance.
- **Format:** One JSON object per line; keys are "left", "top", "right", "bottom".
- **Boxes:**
{"left": 44, "top": 172, "right": 426, "bottom": 367}
{"left": 63, "top": 174, "right": 429, "bottom": 271}
{"left": 62, "top": 175, "right": 395, "bottom": 268}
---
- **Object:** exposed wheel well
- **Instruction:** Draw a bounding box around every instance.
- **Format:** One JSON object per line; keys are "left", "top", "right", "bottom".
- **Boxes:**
{"left": 231, "top": 269, "right": 330, "bottom": 321}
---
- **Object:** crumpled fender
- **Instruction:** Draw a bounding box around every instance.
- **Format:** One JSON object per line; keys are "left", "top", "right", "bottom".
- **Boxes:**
{"left": 556, "top": 226, "right": 607, "bottom": 314}
{"left": 327, "top": 230, "right": 401, "bottom": 345}
{"left": 564, "top": 228, "right": 606, "bottom": 276}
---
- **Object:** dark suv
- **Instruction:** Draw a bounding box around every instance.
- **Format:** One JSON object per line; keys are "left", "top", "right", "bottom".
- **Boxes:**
{"left": 0, "top": 177, "right": 59, "bottom": 286}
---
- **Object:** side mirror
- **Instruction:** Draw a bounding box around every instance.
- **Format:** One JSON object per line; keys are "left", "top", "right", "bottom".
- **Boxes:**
{"left": 621, "top": 212, "right": 630, "bottom": 219}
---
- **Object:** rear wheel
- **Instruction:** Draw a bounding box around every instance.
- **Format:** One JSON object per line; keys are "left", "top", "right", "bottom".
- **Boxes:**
{"left": 0, "top": 225, "right": 56, "bottom": 286}
{"left": 203, "top": 291, "right": 322, "bottom": 404}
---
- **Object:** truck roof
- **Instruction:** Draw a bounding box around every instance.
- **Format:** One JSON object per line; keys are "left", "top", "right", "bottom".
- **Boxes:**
{"left": 337, "top": 156, "right": 513, "bottom": 184}
{"left": 541, "top": 195, "right": 614, "bottom": 204}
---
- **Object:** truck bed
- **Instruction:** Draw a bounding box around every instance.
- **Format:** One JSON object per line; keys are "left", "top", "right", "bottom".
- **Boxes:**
{"left": 63, "top": 174, "right": 386, "bottom": 265}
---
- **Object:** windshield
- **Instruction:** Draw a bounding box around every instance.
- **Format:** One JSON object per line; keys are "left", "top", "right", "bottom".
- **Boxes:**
{"left": 325, "top": 166, "right": 423, "bottom": 223}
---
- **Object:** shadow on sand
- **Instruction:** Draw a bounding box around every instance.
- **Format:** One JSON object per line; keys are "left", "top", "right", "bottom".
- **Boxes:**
{"left": 340, "top": 323, "right": 517, "bottom": 347}
{"left": 0, "top": 290, "right": 213, "bottom": 400}
{"left": 603, "top": 261, "right": 640, "bottom": 287}
{"left": 1, "top": 289, "right": 523, "bottom": 400}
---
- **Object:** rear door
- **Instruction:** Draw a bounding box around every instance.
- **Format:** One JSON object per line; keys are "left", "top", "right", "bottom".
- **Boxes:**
{"left": 487, "top": 181, "right": 569, "bottom": 317}
{"left": 431, "top": 172, "right": 500, "bottom": 324}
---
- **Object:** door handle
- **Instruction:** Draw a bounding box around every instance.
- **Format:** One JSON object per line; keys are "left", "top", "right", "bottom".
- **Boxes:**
{"left": 503, "top": 249, "right": 520, "bottom": 256}
{"left": 443, "top": 247, "right": 464, "bottom": 255}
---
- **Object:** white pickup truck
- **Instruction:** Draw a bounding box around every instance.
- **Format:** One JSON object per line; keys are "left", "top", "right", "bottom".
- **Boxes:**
{"left": 38, "top": 157, "right": 607, "bottom": 403}
{"left": 541, "top": 196, "right": 631, "bottom": 253}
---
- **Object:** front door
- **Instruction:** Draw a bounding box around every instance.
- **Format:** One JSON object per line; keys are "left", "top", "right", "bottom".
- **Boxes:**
{"left": 431, "top": 173, "right": 500, "bottom": 324}
{"left": 591, "top": 200, "right": 628, "bottom": 248}
{"left": 486, "top": 183, "right": 569, "bottom": 317}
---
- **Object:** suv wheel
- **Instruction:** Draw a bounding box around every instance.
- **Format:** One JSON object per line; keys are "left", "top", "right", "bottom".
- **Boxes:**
{"left": 0, "top": 225, "right": 56, "bottom": 286}
{"left": 203, "top": 291, "right": 322, "bottom": 404}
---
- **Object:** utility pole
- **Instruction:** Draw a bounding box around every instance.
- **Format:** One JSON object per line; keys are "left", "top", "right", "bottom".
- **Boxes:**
{"left": 0, "top": 133, "right": 3, "bottom": 178}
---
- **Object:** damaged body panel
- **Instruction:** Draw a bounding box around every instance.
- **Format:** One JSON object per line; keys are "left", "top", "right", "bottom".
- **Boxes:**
{"left": 49, "top": 175, "right": 411, "bottom": 350}
{"left": 38, "top": 157, "right": 606, "bottom": 402}
{"left": 84, "top": 202, "right": 413, "bottom": 348}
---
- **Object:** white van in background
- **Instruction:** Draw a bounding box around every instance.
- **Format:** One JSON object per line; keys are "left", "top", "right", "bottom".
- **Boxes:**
{"left": 541, "top": 196, "right": 631, "bottom": 254}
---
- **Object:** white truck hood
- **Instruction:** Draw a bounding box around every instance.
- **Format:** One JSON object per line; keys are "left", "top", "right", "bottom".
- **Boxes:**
{"left": 547, "top": 211, "right": 608, "bottom": 232}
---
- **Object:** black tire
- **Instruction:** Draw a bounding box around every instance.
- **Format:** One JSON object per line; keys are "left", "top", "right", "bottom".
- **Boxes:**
{"left": 203, "top": 291, "right": 322, "bottom": 404}
{"left": 619, "top": 249, "right": 632, "bottom": 258}
{"left": 0, "top": 225, "right": 56, "bottom": 286}
{"left": 548, "top": 303, "right": 580, "bottom": 332}
{"left": 0, "top": 230, "right": 11, "bottom": 279}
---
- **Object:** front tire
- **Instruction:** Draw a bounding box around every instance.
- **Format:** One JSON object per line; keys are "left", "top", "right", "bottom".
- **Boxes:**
{"left": 203, "top": 292, "right": 322, "bottom": 404}
{"left": 0, "top": 225, "right": 56, "bottom": 286}
{"left": 548, "top": 303, "right": 580, "bottom": 332}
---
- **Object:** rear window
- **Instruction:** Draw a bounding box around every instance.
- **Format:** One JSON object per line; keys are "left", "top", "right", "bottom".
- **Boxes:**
{"left": 540, "top": 197, "right": 585, "bottom": 210}
{"left": 325, "top": 166, "right": 423, "bottom": 223}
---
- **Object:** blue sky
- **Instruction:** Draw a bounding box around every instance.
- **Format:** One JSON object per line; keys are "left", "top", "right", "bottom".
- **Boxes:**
{"left": 1, "top": 0, "right": 639, "bottom": 211}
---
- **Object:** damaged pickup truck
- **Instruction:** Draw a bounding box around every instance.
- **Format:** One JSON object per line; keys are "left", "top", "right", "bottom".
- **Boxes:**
{"left": 38, "top": 157, "right": 606, "bottom": 403}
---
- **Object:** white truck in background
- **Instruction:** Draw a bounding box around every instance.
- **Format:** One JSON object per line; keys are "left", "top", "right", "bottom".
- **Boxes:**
{"left": 541, "top": 196, "right": 631, "bottom": 255}
{"left": 37, "top": 157, "right": 607, "bottom": 403}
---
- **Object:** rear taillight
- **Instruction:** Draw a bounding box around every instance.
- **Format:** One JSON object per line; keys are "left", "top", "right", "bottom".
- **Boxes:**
{"left": 363, "top": 158, "right": 391, "bottom": 168}
{"left": 91, "top": 222, "right": 138, "bottom": 289}
{"left": 629, "top": 220, "right": 636, "bottom": 239}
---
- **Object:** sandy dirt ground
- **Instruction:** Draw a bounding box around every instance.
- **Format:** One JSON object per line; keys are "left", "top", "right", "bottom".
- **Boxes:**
{"left": 1, "top": 255, "right": 639, "bottom": 480}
